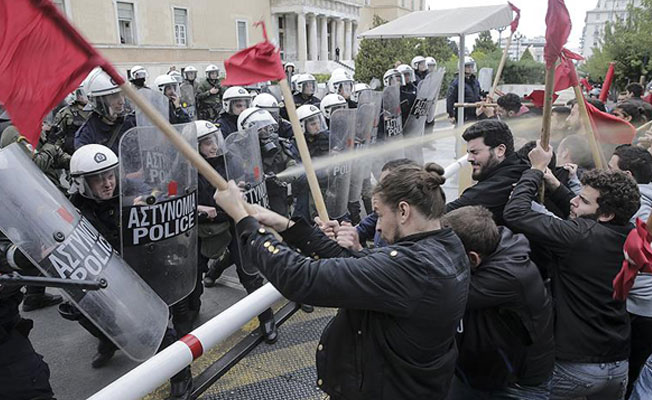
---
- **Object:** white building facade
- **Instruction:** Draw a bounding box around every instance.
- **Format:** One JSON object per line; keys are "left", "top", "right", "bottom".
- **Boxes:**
{"left": 581, "top": 0, "right": 642, "bottom": 58}
{"left": 499, "top": 36, "right": 545, "bottom": 63}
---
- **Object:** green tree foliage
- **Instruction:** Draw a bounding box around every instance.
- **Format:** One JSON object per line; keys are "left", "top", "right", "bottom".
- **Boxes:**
{"left": 582, "top": 0, "right": 652, "bottom": 88}
{"left": 519, "top": 48, "right": 534, "bottom": 62}
{"left": 473, "top": 31, "right": 498, "bottom": 54}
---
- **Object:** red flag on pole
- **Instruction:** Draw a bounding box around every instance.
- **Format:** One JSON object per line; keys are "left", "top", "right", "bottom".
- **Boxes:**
{"left": 553, "top": 48, "right": 584, "bottom": 92}
{"left": 580, "top": 78, "right": 593, "bottom": 92}
{"left": 585, "top": 100, "right": 636, "bottom": 145}
{"left": 544, "top": 0, "right": 572, "bottom": 69}
{"left": 613, "top": 218, "right": 652, "bottom": 301}
{"left": 508, "top": 2, "right": 521, "bottom": 33}
{"left": 0, "top": 0, "right": 123, "bottom": 147}
{"left": 524, "top": 90, "right": 558, "bottom": 108}
{"left": 221, "top": 22, "right": 286, "bottom": 87}
{"left": 599, "top": 62, "right": 615, "bottom": 103}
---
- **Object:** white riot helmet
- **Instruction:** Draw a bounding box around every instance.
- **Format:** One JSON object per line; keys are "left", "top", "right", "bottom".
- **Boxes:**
{"left": 351, "top": 83, "right": 371, "bottom": 103}
{"left": 297, "top": 104, "right": 327, "bottom": 136}
{"left": 222, "top": 86, "right": 251, "bottom": 115}
{"left": 320, "top": 94, "right": 347, "bottom": 119}
{"left": 183, "top": 65, "right": 198, "bottom": 81}
{"left": 66, "top": 84, "right": 88, "bottom": 106}
{"left": 290, "top": 74, "right": 300, "bottom": 93}
{"left": 396, "top": 64, "right": 415, "bottom": 85}
{"left": 86, "top": 71, "right": 125, "bottom": 121}
{"left": 168, "top": 70, "right": 183, "bottom": 84}
{"left": 425, "top": 56, "right": 437, "bottom": 72}
{"left": 284, "top": 62, "right": 296, "bottom": 73}
{"left": 70, "top": 144, "right": 119, "bottom": 201}
{"left": 464, "top": 56, "right": 477, "bottom": 74}
{"left": 205, "top": 64, "right": 220, "bottom": 80}
{"left": 296, "top": 74, "right": 317, "bottom": 96}
{"left": 238, "top": 108, "right": 281, "bottom": 153}
{"left": 154, "top": 74, "right": 180, "bottom": 98}
{"left": 130, "top": 65, "right": 148, "bottom": 81}
{"left": 327, "top": 70, "right": 354, "bottom": 99}
{"left": 383, "top": 68, "right": 404, "bottom": 87}
{"left": 411, "top": 56, "right": 427, "bottom": 72}
{"left": 194, "top": 120, "right": 226, "bottom": 158}
{"left": 251, "top": 93, "right": 281, "bottom": 122}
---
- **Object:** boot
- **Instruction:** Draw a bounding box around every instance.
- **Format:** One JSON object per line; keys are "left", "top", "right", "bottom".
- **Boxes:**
{"left": 91, "top": 339, "right": 117, "bottom": 368}
{"left": 260, "top": 318, "right": 278, "bottom": 345}
{"left": 203, "top": 250, "right": 231, "bottom": 288}
{"left": 300, "top": 304, "right": 314, "bottom": 313}
{"left": 168, "top": 367, "right": 192, "bottom": 400}
{"left": 22, "top": 293, "right": 63, "bottom": 312}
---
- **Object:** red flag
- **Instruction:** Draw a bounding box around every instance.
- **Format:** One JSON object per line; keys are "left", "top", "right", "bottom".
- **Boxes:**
{"left": 553, "top": 48, "right": 583, "bottom": 92}
{"left": 508, "top": 2, "right": 521, "bottom": 33}
{"left": 585, "top": 100, "right": 636, "bottom": 145}
{"left": 221, "top": 22, "right": 285, "bottom": 87}
{"left": 544, "top": 0, "right": 572, "bottom": 69}
{"left": 613, "top": 218, "right": 652, "bottom": 301}
{"left": 524, "top": 90, "right": 558, "bottom": 108}
{"left": 580, "top": 78, "right": 593, "bottom": 92}
{"left": 599, "top": 62, "right": 615, "bottom": 103}
{"left": 0, "top": 0, "right": 123, "bottom": 147}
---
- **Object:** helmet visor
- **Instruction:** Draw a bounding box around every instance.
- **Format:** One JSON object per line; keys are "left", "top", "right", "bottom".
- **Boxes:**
{"left": 303, "top": 113, "right": 327, "bottom": 135}
{"left": 229, "top": 98, "right": 251, "bottom": 115}
{"left": 198, "top": 132, "right": 226, "bottom": 158}
{"left": 338, "top": 81, "right": 353, "bottom": 98}
{"left": 184, "top": 71, "right": 197, "bottom": 81}
{"left": 78, "top": 165, "right": 119, "bottom": 201}
{"left": 132, "top": 70, "right": 147, "bottom": 80}
{"left": 93, "top": 92, "right": 126, "bottom": 120}
{"left": 301, "top": 80, "right": 316, "bottom": 95}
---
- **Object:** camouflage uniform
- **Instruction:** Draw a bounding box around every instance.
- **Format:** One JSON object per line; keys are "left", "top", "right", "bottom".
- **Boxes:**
{"left": 196, "top": 78, "right": 223, "bottom": 122}
{"left": 53, "top": 104, "right": 90, "bottom": 155}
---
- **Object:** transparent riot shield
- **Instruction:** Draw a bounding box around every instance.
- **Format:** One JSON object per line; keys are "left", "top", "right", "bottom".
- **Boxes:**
{"left": 426, "top": 67, "right": 446, "bottom": 124}
{"left": 180, "top": 83, "right": 196, "bottom": 121}
{"left": 0, "top": 144, "right": 169, "bottom": 361}
{"left": 403, "top": 69, "right": 445, "bottom": 164}
{"left": 348, "top": 92, "right": 378, "bottom": 206}
{"left": 264, "top": 85, "right": 283, "bottom": 103}
{"left": 136, "top": 89, "right": 170, "bottom": 127}
{"left": 119, "top": 123, "right": 198, "bottom": 306}
{"left": 224, "top": 127, "right": 268, "bottom": 274}
{"left": 372, "top": 85, "right": 404, "bottom": 180}
{"left": 326, "top": 109, "right": 356, "bottom": 219}
{"left": 478, "top": 67, "right": 494, "bottom": 94}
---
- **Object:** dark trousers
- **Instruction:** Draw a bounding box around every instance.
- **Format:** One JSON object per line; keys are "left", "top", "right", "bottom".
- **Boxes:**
{"left": 628, "top": 313, "right": 652, "bottom": 396}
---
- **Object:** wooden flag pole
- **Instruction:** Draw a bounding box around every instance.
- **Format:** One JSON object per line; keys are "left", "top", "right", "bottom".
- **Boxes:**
{"left": 572, "top": 85, "right": 606, "bottom": 169}
{"left": 120, "top": 83, "right": 258, "bottom": 216}
{"left": 278, "top": 79, "right": 330, "bottom": 222}
{"left": 489, "top": 32, "right": 513, "bottom": 99}
{"left": 541, "top": 67, "right": 556, "bottom": 150}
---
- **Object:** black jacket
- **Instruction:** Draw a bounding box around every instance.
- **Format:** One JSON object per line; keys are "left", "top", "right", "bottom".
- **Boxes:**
{"left": 503, "top": 169, "right": 632, "bottom": 363}
{"left": 74, "top": 113, "right": 136, "bottom": 156}
{"left": 197, "top": 156, "right": 229, "bottom": 223}
{"left": 456, "top": 227, "right": 554, "bottom": 390}
{"left": 236, "top": 217, "right": 470, "bottom": 399}
{"left": 445, "top": 153, "right": 529, "bottom": 225}
{"left": 446, "top": 75, "right": 482, "bottom": 122}
{"left": 70, "top": 194, "right": 121, "bottom": 249}
{"left": 215, "top": 113, "right": 239, "bottom": 137}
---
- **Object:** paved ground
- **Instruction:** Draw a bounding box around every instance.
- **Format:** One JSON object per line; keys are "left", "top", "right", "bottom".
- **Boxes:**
{"left": 27, "top": 118, "right": 462, "bottom": 400}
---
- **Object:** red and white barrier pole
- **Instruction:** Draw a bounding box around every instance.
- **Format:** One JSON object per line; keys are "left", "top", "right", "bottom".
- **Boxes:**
{"left": 87, "top": 283, "right": 283, "bottom": 400}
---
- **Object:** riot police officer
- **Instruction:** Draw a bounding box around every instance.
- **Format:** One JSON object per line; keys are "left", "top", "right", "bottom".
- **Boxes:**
{"left": 293, "top": 74, "right": 321, "bottom": 109}
{"left": 238, "top": 108, "right": 297, "bottom": 216}
{"left": 196, "top": 64, "right": 223, "bottom": 122}
{"left": 397, "top": 64, "right": 417, "bottom": 124}
{"left": 74, "top": 70, "right": 136, "bottom": 156}
{"left": 411, "top": 55, "right": 428, "bottom": 84}
{"left": 53, "top": 85, "right": 91, "bottom": 154}
{"left": 320, "top": 94, "right": 348, "bottom": 128}
{"left": 194, "top": 121, "right": 279, "bottom": 344}
{"left": 182, "top": 65, "right": 199, "bottom": 91}
{"left": 154, "top": 74, "right": 192, "bottom": 124}
{"left": 129, "top": 65, "right": 149, "bottom": 90}
{"left": 251, "top": 92, "right": 293, "bottom": 139}
{"left": 327, "top": 70, "right": 356, "bottom": 108}
{"left": 64, "top": 144, "right": 194, "bottom": 398}
{"left": 215, "top": 86, "right": 251, "bottom": 137}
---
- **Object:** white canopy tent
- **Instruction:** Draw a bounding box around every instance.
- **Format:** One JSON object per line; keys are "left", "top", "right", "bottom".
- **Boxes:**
{"left": 358, "top": 4, "right": 515, "bottom": 128}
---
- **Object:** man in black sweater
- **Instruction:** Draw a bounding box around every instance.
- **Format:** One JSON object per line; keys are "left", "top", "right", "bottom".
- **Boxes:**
{"left": 443, "top": 205, "right": 554, "bottom": 399}
{"left": 445, "top": 120, "right": 529, "bottom": 225}
{"left": 504, "top": 141, "right": 640, "bottom": 400}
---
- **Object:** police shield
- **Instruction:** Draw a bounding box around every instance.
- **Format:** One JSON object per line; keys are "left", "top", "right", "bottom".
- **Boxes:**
{"left": 180, "top": 83, "right": 196, "bottom": 121}
{"left": 478, "top": 67, "right": 494, "bottom": 93}
{"left": 135, "top": 89, "right": 170, "bottom": 127}
{"left": 119, "top": 124, "right": 198, "bottom": 305}
{"left": 382, "top": 85, "right": 403, "bottom": 141}
{"left": 224, "top": 127, "right": 268, "bottom": 274}
{"left": 0, "top": 144, "right": 169, "bottom": 361}
{"left": 403, "top": 68, "right": 445, "bottom": 164}
{"left": 326, "top": 109, "right": 356, "bottom": 219}
{"left": 348, "top": 91, "right": 380, "bottom": 206}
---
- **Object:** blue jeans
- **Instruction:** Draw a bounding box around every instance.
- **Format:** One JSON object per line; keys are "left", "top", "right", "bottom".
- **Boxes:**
{"left": 630, "top": 354, "right": 652, "bottom": 400}
{"left": 447, "top": 375, "right": 551, "bottom": 400}
{"left": 550, "top": 360, "right": 628, "bottom": 400}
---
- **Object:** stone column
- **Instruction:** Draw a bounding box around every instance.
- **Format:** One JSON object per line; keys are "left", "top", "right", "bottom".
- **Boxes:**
{"left": 330, "top": 19, "right": 337, "bottom": 60}
{"left": 297, "top": 12, "right": 307, "bottom": 63}
{"left": 319, "top": 16, "right": 328, "bottom": 61}
{"left": 344, "top": 19, "right": 352, "bottom": 60}
{"left": 270, "top": 14, "right": 279, "bottom": 47}
{"left": 336, "top": 18, "right": 345, "bottom": 61}
{"left": 352, "top": 21, "right": 359, "bottom": 59}
{"left": 308, "top": 14, "right": 318, "bottom": 61}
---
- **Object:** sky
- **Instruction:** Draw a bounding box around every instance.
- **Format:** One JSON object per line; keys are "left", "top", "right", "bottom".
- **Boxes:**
{"left": 426, "top": 0, "right": 598, "bottom": 51}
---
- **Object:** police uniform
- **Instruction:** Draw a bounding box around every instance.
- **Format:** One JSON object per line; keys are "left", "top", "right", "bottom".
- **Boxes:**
{"left": 280, "top": 93, "right": 321, "bottom": 120}
{"left": 196, "top": 78, "right": 223, "bottom": 122}
{"left": 214, "top": 113, "right": 239, "bottom": 137}
{"left": 261, "top": 137, "right": 297, "bottom": 217}
{"left": 74, "top": 113, "right": 136, "bottom": 156}
{"left": 53, "top": 104, "right": 90, "bottom": 155}
{"left": 400, "top": 83, "right": 418, "bottom": 126}
{"left": 168, "top": 100, "right": 191, "bottom": 125}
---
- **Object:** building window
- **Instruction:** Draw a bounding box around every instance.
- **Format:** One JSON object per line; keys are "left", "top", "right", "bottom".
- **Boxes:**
{"left": 117, "top": 2, "right": 135, "bottom": 45}
{"left": 174, "top": 8, "right": 188, "bottom": 46}
{"left": 236, "top": 20, "right": 248, "bottom": 50}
